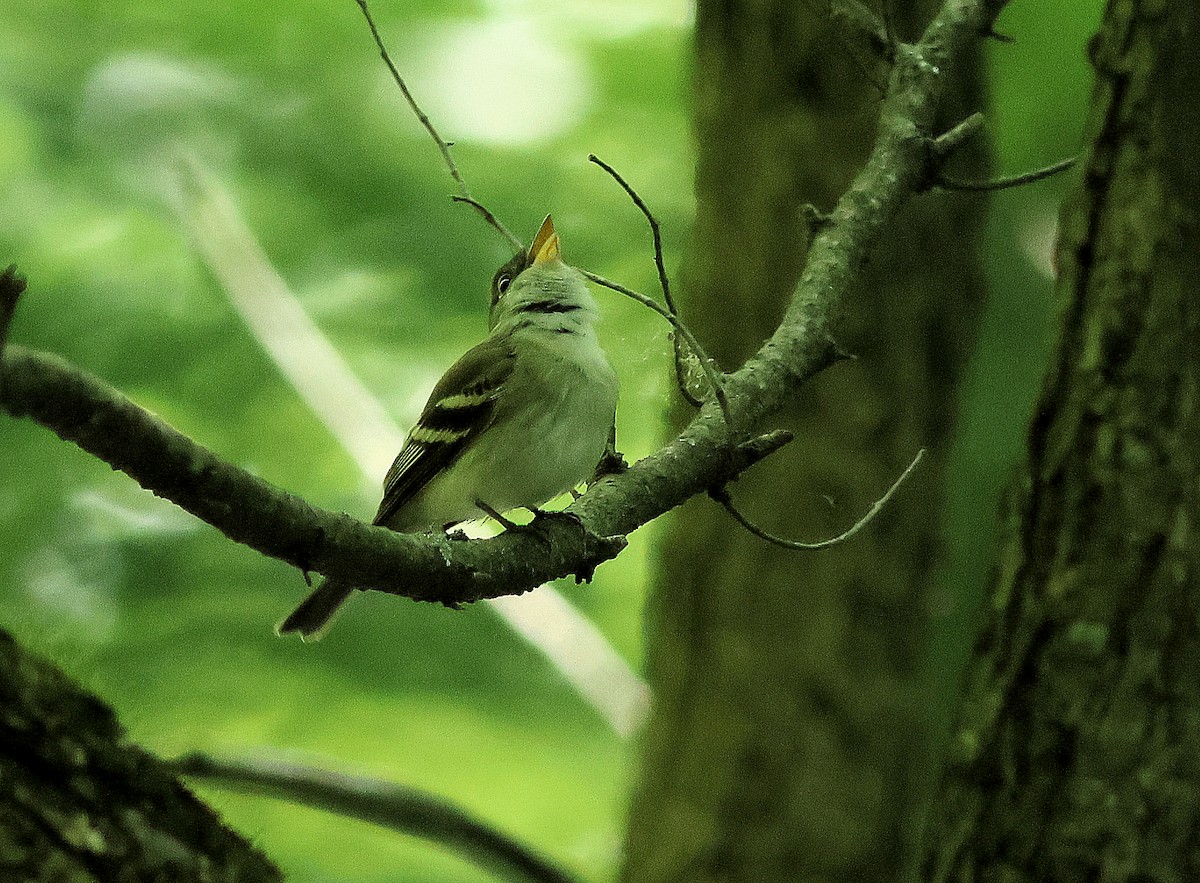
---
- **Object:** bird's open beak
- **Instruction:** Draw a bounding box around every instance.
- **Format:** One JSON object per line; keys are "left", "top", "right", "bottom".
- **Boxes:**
{"left": 529, "top": 214, "right": 560, "bottom": 265}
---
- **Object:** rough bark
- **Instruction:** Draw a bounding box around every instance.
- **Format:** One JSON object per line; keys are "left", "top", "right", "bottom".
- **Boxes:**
{"left": 921, "top": 1, "right": 1200, "bottom": 879}
{"left": 0, "top": 628, "right": 280, "bottom": 883}
{"left": 621, "top": 2, "right": 989, "bottom": 882}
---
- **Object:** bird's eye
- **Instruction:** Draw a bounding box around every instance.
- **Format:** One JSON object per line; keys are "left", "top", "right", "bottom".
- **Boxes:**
{"left": 496, "top": 274, "right": 512, "bottom": 295}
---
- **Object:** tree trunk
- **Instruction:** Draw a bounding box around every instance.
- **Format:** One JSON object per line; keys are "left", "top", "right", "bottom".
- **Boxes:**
{"left": 621, "top": 2, "right": 989, "bottom": 881}
{"left": 921, "top": 1, "right": 1200, "bottom": 879}
{"left": 0, "top": 628, "right": 280, "bottom": 883}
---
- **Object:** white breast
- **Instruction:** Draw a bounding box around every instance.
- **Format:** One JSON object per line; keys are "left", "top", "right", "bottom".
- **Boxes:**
{"left": 402, "top": 327, "right": 618, "bottom": 528}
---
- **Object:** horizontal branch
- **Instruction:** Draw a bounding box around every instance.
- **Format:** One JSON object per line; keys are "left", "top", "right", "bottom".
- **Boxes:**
{"left": 0, "top": 344, "right": 779, "bottom": 604}
{"left": 0, "top": 0, "right": 1007, "bottom": 605}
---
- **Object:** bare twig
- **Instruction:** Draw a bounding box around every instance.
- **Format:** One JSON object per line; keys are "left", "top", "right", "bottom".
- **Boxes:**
{"left": 354, "top": 0, "right": 521, "bottom": 250}
{"left": 586, "top": 154, "right": 704, "bottom": 408}
{"left": 580, "top": 269, "right": 733, "bottom": 429}
{"left": 451, "top": 196, "right": 524, "bottom": 252}
{"left": 586, "top": 156, "right": 677, "bottom": 316}
{"left": 174, "top": 752, "right": 578, "bottom": 883}
{"left": 937, "top": 154, "right": 1077, "bottom": 192}
{"left": 712, "top": 448, "right": 925, "bottom": 550}
{"left": 931, "top": 111, "right": 987, "bottom": 159}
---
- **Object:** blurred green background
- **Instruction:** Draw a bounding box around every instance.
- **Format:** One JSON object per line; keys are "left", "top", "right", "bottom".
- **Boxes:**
{"left": 0, "top": 1, "right": 1099, "bottom": 880}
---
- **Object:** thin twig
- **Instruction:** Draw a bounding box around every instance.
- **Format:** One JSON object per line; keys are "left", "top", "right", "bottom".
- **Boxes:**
{"left": 930, "top": 111, "right": 986, "bottom": 159}
{"left": 354, "top": 0, "right": 521, "bottom": 249}
{"left": 452, "top": 196, "right": 524, "bottom": 252}
{"left": 581, "top": 269, "right": 733, "bottom": 428}
{"left": 937, "top": 154, "right": 1077, "bottom": 192}
{"left": 586, "top": 154, "right": 704, "bottom": 408}
{"left": 174, "top": 752, "right": 577, "bottom": 883}
{"left": 586, "top": 155, "right": 676, "bottom": 315}
{"left": 713, "top": 448, "right": 925, "bottom": 550}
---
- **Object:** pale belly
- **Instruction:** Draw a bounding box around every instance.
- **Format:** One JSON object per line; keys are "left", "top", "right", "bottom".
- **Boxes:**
{"left": 395, "top": 333, "right": 618, "bottom": 530}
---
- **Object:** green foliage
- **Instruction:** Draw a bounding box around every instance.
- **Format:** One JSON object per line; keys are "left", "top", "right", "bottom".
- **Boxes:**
{"left": 0, "top": 0, "right": 1099, "bottom": 879}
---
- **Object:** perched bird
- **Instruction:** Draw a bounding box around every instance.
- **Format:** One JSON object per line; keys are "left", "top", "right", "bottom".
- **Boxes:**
{"left": 277, "top": 215, "right": 618, "bottom": 639}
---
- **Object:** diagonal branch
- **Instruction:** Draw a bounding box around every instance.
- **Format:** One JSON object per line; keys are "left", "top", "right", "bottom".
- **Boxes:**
{"left": 175, "top": 752, "right": 577, "bottom": 883}
{"left": 0, "top": 0, "right": 1011, "bottom": 605}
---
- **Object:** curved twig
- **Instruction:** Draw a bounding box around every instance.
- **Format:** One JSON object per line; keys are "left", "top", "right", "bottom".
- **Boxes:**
{"left": 586, "top": 156, "right": 677, "bottom": 315}
{"left": 712, "top": 448, "right": 925, "bottom": 550}
{"left": 937, "top": 154, "right": 1077, "bottom": 192}
{"left": 451, "top": 196, "right": 524, "bottom": 252}
{"left": 585, "top": 154, "right": 703, "bottom": 408}
{"left": 174, "top": 752, "right": 577, "bottom": 883}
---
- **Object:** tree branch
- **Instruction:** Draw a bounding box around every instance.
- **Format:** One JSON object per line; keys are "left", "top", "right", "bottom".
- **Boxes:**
{"left": 713, "top": 447, "right": 925, "bottom": 550}
{"left": 586, "top": 154, "right": 707, "bottom": 409}
{"left": 174, "top": 753, "right": 577, "bottom": 883}
{"left": 0, "top": 629, "right": 281, "bottom": 882}
{"left": 0, "top": 0, "right": 1010, "bottom": 607}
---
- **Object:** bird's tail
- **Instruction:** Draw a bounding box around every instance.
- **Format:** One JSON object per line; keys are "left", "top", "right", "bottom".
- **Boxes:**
{"left": 276, "top": 579, "right": 355, "bottom": 641}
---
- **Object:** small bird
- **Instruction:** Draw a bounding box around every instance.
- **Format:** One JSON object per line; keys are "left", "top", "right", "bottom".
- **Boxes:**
{"left": 277, "top": 215, "right": 619, "bottom": 639}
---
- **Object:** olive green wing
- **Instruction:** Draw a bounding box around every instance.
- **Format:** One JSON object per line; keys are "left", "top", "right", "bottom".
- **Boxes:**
{"left": 372, "top": 333, "right": 517, "bottom": 528}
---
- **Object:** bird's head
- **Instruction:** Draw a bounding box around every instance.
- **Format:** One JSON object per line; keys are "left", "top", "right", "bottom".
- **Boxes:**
{"left": 488, "top": 215, "right": 598, "bottom": 332}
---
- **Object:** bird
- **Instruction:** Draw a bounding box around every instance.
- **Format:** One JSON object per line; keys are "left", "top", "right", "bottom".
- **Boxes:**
{"left": 277, "top": 215, "right": 619, "bottom": 639}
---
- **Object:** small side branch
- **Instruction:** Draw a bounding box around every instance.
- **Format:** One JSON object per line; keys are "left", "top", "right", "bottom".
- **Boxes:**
{"left": 586, "top": 155, "right": 677, "bottom": 315}
{"left": 586, "top": 154, "right": 705, "bottom": 409}
{"left": 174, "top": 752, "right": 578, "bottom": 883}
{"left": 937, "top": 155, "right": 1077, "bottom": 192}
{"left": 713, "top": 448, "right": 925, "bottom": 550}
{"left": 931, "top": 112, "right": 986, "bottom": 161}
{"left": 451, "top": 196, "right": 524, "bottom": 251}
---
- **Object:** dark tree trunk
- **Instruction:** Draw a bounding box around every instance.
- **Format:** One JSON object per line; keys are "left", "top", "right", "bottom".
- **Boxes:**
{"left": 921, "top": 1, "right": 1200, "bottom": 879}
{"left": 621, "top": 2, "right": 989, "bottom": 881}
{"left": 0, "top": 628, "right": 280, "bottom": 883}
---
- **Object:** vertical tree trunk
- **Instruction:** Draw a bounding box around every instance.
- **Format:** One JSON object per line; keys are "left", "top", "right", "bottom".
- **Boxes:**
{"left": 921, "top": 1, "right": 1200, "bottom": 879}
{"left": 621, "top": 3, "right": 989, "bottom": 882}
{"left": 0, "top": 629, "right": 280, "bottom": 883}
